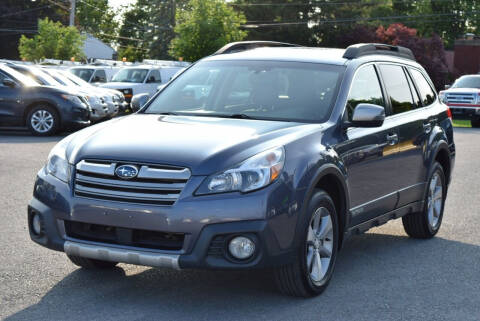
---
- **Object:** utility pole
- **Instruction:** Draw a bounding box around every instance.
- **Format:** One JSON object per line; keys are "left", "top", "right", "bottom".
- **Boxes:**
{"left": 69, "top": 0, "right": 76, "bottom": 26}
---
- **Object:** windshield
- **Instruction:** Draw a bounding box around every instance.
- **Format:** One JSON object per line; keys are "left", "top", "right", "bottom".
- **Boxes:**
{"left": 70, "top": 68, "right": 94, "bottom": 82}
{"left": 144, "top": 60, "right": 344, "bottom": 122}
{"left": 111, "top": 68, "right": 148, "bottom": 83}
{"left": 452, "top": 76, "right": 480, "bottom": 89}
{"left": 43, "top": 69, "right": 77, "bottom": 87}
{"left": 25, "top": 67, "right": 61, "bottom": 86}
{"left": 64, "top": 71, "right": 92, "bottom": 87}
{"left": 1, "top": 65, "right": 39, "bottom": 86}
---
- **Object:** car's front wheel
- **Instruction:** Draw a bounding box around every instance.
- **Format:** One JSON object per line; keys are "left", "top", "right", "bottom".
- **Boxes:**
{"left": 274, "top": 189, "right": 339, "bottom": 297}
{"left": 27, "top": 105, "right": 59, "bottom": 136}
{"left": 402, "top": 162, "right": 446, "bottom": 238}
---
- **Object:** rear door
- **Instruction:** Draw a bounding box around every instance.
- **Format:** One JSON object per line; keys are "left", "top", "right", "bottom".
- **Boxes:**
{"left": 336, "top": 64, "right": 400, "bottom": 226}
{"left": 377, "top": 64, "right": 430, "bottom": 207}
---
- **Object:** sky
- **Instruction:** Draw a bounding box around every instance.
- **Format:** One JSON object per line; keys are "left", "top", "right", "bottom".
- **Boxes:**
{"left": 108, "top": 0, "right": 136, "bottom": 12}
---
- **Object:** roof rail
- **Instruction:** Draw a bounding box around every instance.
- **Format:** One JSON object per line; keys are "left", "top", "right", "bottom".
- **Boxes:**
{"left": 343, "top": 43, "right": 415, "bottom": 61}
{"left": 214, "top": 41, "right": 300, "bottom": 55}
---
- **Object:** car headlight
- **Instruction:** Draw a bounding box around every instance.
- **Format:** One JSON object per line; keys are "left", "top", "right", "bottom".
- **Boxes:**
{"left": 438, "top": 91, "right": 446, "bottom": 103}
{"left": 45, "top": 138, "right": 71, "bottom": 183}
{"left": 61, "top": 94, "right": 83, "bottom": 106}
{"left": 196, "top": 146, "right": 285, "bottom": 195}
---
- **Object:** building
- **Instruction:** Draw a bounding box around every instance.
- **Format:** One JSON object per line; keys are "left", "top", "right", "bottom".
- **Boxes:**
{"left": 453, "top": 34, "right": 480, "bottom": 75}
{"left": 83, "top": 33, "right": 117, "bottom": 60}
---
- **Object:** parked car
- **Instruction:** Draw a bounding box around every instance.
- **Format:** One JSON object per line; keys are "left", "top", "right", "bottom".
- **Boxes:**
{"left": 69, "top": 66, "right": 119, "bottom": 84}
{"left": 28, "top": 42, "right": 455, "bottom": 296}
{"left": 439, "top": 74, "right": 480, "bottom": 127}
{"left": 0, "top": 64, "right": 90, "bottom": 135}
{"left": 58, "top": 70, "right": 122, "bottom": 117}
{"left": 40, "top": 67, "right": 116, "bottom": 121}
{"left": 100, "top": 65, "right": 184, "bottom": 103}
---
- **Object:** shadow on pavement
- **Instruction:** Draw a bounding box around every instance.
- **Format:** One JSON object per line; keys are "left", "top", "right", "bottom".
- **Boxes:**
{"left": 6, "top": 232, "right": 480, "bottom": 321}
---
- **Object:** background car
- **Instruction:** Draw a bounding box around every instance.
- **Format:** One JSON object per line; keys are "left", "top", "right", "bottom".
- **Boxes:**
{"left": 100, "top": 65, "right": 184, "bottom": 103}
{"left": 439, "top": 74, "right": 480, "bottom": 127}
{"left": 0, "top": 64, "right": 90, "bottom": 135}
{"left": 69, "top": 66, "right": 119, "bottom": 84}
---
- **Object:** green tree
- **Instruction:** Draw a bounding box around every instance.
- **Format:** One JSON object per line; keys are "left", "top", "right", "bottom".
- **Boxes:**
{"left": 117, "top": 45, "right": 145, "bottom": 63}
{"left": 76, "top": 0, "right": 117, "bottom": 45}
{"left": 18, "top": 18, "right": 85, "bottom": 61}
{"left": 169, "top": 0, "right": 247, "bottom": 61}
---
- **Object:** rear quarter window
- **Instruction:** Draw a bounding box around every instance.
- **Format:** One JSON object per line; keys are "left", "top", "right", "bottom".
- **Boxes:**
{"left": 410, "top": 69, "right": 436, "bottom": 106}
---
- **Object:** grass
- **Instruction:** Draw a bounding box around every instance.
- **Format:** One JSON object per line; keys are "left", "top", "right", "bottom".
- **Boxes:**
{"left": 452, "top": 119, "right": 471, "bottom": 128}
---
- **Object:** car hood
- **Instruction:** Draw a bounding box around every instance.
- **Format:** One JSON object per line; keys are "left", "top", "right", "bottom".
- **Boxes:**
{"left": 65, "top": 114, "right": 321, "bottom": 175}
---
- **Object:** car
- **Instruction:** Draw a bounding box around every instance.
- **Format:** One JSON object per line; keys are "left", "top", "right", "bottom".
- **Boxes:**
{"left": 40, "top": 67, "right": 116, "bottom": 121}
{"left": 0, "top": 64, "right": 90, "bottom": 135}
{"left": 99, "top": 65, "right": 184, "bottom": 103}
{"left": 58, "top": 70, "right": 122, "bottom": 117}
{"left": 28, "top": 42, "right": 455, "bottom": 297}
{"left": 8, "top": 64, "right": 110, "bottom": 123}
{"left": 69, "top": 66, "right": 119, "bottom": 84}
{"left": 439, "top": 74, "right": 480, "bottom": 127}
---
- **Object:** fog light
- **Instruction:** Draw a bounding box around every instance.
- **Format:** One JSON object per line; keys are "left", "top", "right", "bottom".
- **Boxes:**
{"left": 32, "top": 213, "right": 42, "bottom": 235}
{"left": 228, "top": 236, "right": 255, "bottom": 260}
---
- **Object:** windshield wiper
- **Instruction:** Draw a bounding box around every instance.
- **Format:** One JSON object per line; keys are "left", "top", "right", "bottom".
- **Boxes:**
{"left": 216, "top": 113, "right": 255, "bottom": 119}
{"left": 157, "top": 112, "right": 180, "bottom": 116}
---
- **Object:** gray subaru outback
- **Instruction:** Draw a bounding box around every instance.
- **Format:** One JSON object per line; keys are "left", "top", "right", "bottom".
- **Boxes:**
{"left": 28, "top": 42, "right": 455, "bottom": 297}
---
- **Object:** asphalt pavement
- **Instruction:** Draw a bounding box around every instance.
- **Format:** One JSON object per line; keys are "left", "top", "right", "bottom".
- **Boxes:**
{"left": 1, "top": 127, "right": 479, "bottom": 321}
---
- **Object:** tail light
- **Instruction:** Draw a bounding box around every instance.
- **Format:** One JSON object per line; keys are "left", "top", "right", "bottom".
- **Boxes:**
{"left": 446, "top": 107, "right": 452, "bottom": 119}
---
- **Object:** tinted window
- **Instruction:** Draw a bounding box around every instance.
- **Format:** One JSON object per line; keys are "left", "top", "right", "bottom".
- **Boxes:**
{"left": 410, "top": 69, "right": 436, "bottom": 106}
{"left": 93, "top": 70, "right": 107, "bottom": 82}
{"left": 406, "top": 71, "right": 421, "bottom": 107}
{"left": 147, "top": 70, "right": 162, "bottom": 83}
{"left": 145, "top": 60, "right": 344, "bottom": 122}
{"left": 379, "top": 64, "right": 415, "bottom": 114}
{"left": 347, "top": 65, "right": 384, "bottom": 120}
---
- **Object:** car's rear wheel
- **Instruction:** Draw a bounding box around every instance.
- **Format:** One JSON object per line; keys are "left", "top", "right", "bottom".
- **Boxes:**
{"left": 27, "top": 105, "right": 59, "bottom": 136}
{"left": 471, "top": 119, "right": 480, "bottom": 128}
{"left": 67, "top": 254, "right": 118, "bottom": 269}
{"left": 402, "top": 162, "right": 446, "bottom": 238}
{"left": 273, "top": 189, "right": 339, "bottom": 297}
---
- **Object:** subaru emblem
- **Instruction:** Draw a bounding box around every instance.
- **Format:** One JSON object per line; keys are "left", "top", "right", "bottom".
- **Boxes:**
{"left": 115, "top": 165, "right": 139, "bottom": 179}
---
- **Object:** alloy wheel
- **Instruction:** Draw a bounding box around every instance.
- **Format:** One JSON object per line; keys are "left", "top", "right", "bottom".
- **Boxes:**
{"left": 30, "top": 110, "right": 54, "bottom": 133}
{"left": 306, "top": 207, "right": 334, "bottom": 285}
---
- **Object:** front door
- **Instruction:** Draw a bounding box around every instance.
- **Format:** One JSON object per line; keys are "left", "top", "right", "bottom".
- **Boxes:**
{"left": 335, "top": 64, "right": 399, "bottom": 226}
{"left": 0, "top": 71, "right": 22, "bottom": 125}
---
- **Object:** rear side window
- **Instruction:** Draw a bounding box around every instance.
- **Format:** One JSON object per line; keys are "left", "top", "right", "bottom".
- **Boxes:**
{"left": 347, "top": 65, "right": 385, "bottom": 120}
{"left": 379, "top": 64, "right": 415, "bottom": 114}
{"left": 410, "top": 69, "right": 436, "bottom": 106}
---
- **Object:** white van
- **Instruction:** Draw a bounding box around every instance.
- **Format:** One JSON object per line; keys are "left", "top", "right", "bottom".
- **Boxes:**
{"left": 99, "top": 65, "right": 184, "bottom": 102}
{"left": 69, "top": 66, "right": 119, "bottom": 84}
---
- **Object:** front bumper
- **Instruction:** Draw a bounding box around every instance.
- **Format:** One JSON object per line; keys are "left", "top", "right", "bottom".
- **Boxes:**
{"left": 28, "top": 169, "right": 299, "bottom": 270}
{"left": 448, "top": 105, "right": 480, "bottom": 120}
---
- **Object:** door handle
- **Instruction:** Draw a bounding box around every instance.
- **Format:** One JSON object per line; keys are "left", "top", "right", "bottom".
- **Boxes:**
{"left": 386, "top": 133, "right": 398, "bottom": 145}
{"left": 423, "top": 122, "right": 432, "bottom": 134}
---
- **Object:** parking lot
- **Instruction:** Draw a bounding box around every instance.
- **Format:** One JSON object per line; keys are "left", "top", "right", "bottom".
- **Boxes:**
{"left": 0, "top": 127, "right": 479, "bottom": 321}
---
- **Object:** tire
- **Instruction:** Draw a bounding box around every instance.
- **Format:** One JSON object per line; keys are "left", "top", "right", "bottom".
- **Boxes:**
{"left": 273, "top": 189, "right": 339, "bottom": 297}
{"left": 402, "top": 162, "right": 446, "bottom": 239}
{"left": 471, "top": 119, "right": 480, "bottom": 128}
{"left": 26, "top": 105, "right": 59, "bottom": 136}
{"left": 67, "top": 254, "right": 118, "bottom": 269}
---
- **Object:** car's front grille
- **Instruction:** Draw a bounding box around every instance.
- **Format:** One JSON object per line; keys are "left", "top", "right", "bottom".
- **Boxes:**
{"left": 74, "top": 159, "right": 191, "bottom": 205}
{"left": 445, "top": 92, "right": 476, "bottom": 105}
{"left": 64, "top": 220, "right": 185, "bottom": 251}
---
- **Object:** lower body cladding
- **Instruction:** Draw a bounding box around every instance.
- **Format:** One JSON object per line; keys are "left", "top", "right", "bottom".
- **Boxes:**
{"left": 28, "top": 169, "right": 298, "bottom": 270}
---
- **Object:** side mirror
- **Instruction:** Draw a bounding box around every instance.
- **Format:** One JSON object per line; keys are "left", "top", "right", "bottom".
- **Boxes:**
{"left": 444, "top": 84, "right": 451, "bottom": 89}
{"left": 2, "top": 78, "right": 16, "bottom": 88}
{"left": 350, "top": 103, "right": 385, "bottom": 128}
{"left": 131, "top": 93, "right": 149, "bottom": 112}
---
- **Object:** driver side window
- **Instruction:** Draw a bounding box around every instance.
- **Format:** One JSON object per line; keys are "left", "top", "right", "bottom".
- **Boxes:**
{"left": 347, "top": 65, "right": 385, "bottom": 121}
